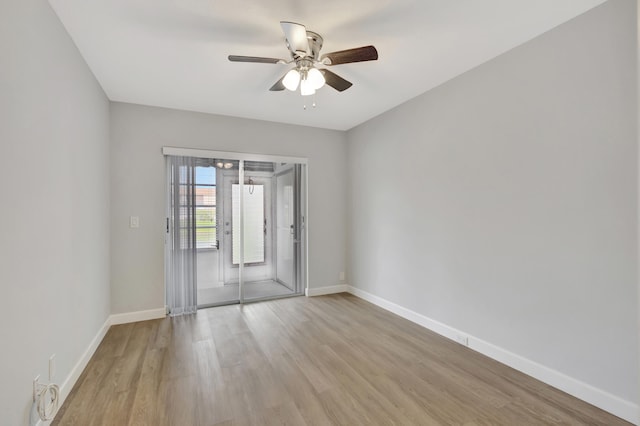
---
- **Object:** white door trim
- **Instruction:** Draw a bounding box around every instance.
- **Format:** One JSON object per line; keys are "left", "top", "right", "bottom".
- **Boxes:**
{"left": 162, "top": 147, "right": 308, "bottom": 165}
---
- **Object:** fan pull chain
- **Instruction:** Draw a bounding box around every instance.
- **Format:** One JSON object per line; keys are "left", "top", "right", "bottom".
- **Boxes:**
{"left": 303, "top": 95, "right": 317, "bottom": 110}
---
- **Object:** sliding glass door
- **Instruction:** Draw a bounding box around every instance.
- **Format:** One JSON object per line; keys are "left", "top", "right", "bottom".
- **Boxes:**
{"left": 275, "top": 168, "right": 295, "bottom": 289}
{"left": 193, "top": 157, "right": 240, "bottom": 307}
{"left": 274, "top": 164, "right": 304, "bottom": 294}
{"left": 165, "top": 149, "right": 307, "bottom": 312}
{"left": 222, "top": 161, "right": 305, "bottom": 304}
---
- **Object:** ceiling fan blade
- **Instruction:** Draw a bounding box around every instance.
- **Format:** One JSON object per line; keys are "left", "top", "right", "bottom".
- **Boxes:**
{"left": 319, "top": 69, "right": 353, "bottom": 92}
{"left": 228, "top": 55, "right": 284, "bottom": 64}
{"left": 321, "top": 45, "right": 378, "bottom": 65}
{"left": 280, "top": 21, "right": 309, "bottom": 57}
{"left": 269, "top": 75, "right": 286, "bottom": 91}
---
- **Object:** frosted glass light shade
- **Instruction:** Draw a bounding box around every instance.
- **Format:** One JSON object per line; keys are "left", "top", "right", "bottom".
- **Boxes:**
{"left": 307, "top": 68, "right": 325, "bottom": 90}
{"left": 300, "top": 78, "right": 315, "bottom": 96}
{"left": 282, "top": 69, "right": 300, "bottom": 91}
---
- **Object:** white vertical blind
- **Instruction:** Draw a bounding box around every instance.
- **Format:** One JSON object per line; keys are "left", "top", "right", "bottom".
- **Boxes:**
{"left": 166, "top": 156, "right": 198, "bottom": 316}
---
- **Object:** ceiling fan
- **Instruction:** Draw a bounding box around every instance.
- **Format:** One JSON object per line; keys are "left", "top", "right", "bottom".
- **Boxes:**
{"left": 228, "top": 21, "right": 378, "bottom": 96}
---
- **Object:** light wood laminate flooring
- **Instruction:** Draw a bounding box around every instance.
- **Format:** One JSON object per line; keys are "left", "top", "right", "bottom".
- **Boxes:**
{"left": 53, "top": 293, "right": 631, "bottom": 425}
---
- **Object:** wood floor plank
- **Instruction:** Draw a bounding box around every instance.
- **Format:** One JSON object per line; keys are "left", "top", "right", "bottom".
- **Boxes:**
{"left": 268, "top": 352, "right": 335, "bottom": 426}
{"left": 314, "top": 344, "right": 419, "bottom": 425}
{"left": 257, "top": 400, "right": 309, "bottom": 426}
{"left": 158, "top": 376, "right": 197, "bottom": 426}
{"left": 193, "top": 339, "right": 232, "bottom": 425}
{"left": 127, "top": 347, "right": 166, "bottom": 426}
{"left": 52, "top": 355, "right": 118, "bottom": 426}
{"left": 53, "top": 294, "right": 632, "bottom": 426}
{"left": 96, "top": 323, "right": 136, "bottom": 358}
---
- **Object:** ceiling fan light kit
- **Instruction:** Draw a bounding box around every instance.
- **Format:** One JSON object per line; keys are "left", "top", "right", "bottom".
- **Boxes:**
{"left": 281, "top": 62, "right": 326, "bottom": 95}
{"left": 307, "top": 68, "right": 325, "bottom": 90}
{"left": 300, "top": 78, "right": 315, "bottom": 96}
{"left": 283, "top": 69, "right": 300, "bottom": 91}
{"left": 228, "top": 21, "right": 378, "bottom": 100}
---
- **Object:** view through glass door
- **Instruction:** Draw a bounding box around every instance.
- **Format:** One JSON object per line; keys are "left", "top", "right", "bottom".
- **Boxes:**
{"left": 190, "top": 158, "right": 306, "bottom": 308}
{"left": 193, "top": 157, "right": 239, "bottom": 307}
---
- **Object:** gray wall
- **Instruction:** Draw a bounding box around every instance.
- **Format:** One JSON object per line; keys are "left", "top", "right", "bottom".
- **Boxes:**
{"left": 0, "top": 0, "right": 111, "bottom": 424}
{"left": 347, "top": 0, "right": 637, "bottom": 403}
{"left": 0, "top": 0, "right": 636, "bottom": 423}
{"left": 110, "top": 103, "right": 347, "bottom": 313}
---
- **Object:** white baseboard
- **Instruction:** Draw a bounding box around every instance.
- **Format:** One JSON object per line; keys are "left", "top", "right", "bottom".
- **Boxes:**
{"left": 36, "top": 316, "right": 111, "bottom": 426}
{"left": 110, "top": 307, "right": 166, "bottom": 325}
{"left": 306, "top": 284, "right": 349, "bottom": 297}
{"left": 347, "top": 286, "right": 639, "bottom": 425}
{"left": 37, "top": 307, "right": 167, "bottom": 425}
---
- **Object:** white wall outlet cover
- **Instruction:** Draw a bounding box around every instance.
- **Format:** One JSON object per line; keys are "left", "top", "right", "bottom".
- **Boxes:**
{"left": 130, "top": 216, "right": 139, "bottom": 228}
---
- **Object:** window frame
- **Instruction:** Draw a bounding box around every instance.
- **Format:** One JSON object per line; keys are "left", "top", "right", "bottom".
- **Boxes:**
{"left": 179, "top": 171, "right": 218, "bottom": 250}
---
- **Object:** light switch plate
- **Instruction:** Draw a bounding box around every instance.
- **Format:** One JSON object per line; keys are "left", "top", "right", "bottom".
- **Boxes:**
{"left": 130, "top": 216, "right": 139, "bottom": 228}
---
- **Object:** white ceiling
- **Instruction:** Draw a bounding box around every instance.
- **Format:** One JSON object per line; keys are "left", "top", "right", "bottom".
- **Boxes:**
{"left": 48, "top": 0, "right": 605, "bottom": 131}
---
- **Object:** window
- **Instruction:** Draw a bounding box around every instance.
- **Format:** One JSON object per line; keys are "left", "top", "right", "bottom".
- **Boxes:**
{"left": 195, "top": 166, "right": 217, "bottom": 249}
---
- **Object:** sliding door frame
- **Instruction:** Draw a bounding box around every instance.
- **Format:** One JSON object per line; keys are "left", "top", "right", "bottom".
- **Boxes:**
{"left": 162, "top": 147, "right": 309, "bottom": 304}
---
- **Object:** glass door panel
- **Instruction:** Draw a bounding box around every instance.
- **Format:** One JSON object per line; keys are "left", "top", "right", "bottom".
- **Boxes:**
{"left": 276, "top": 168, "right": 295, "bottom": 290}
{"left": 243, "top": 162, "right": 305, "bottom": 301}
{"left": 196, "top": 157, "right": 241, "bottom": 308}
{"left": 196, "top": 158, "right": 306, "bottom": 306}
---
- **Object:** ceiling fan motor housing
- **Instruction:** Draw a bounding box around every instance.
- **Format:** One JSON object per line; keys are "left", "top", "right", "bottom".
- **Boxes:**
{"left": 304, "top": 31, "right": 323, "bottom": 60}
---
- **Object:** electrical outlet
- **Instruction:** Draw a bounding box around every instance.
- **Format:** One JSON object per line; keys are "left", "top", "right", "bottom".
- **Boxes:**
{"left": 130, "top": 216, "right": 139, "bottom": 228}
{"left": 455, "top": 334, "right": 469, "bottom": 346}
{"left": 49, "top": 354, "right": 56, "bottom": 381}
